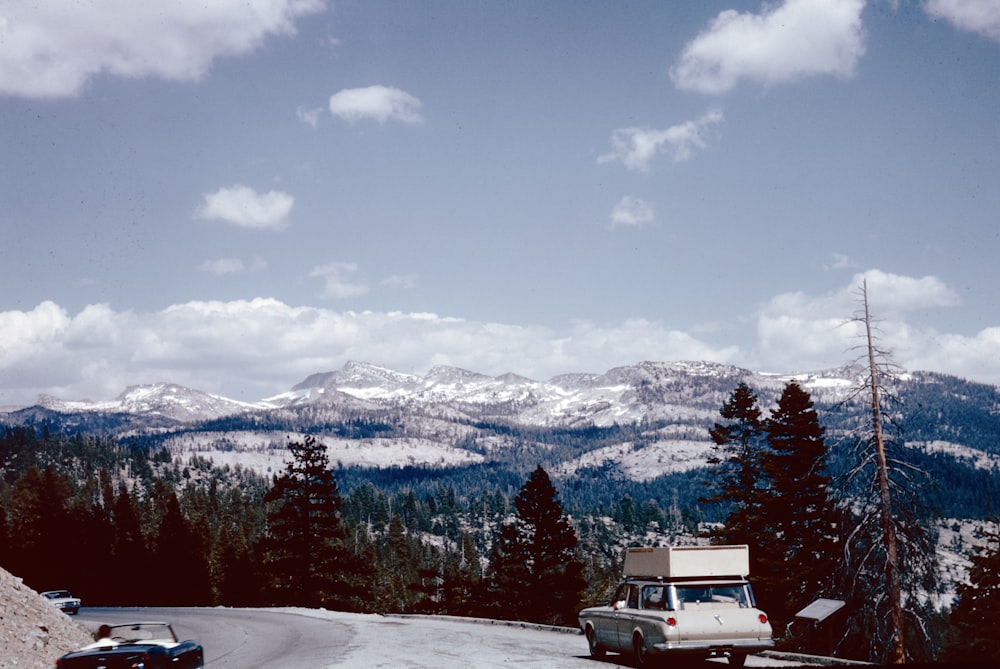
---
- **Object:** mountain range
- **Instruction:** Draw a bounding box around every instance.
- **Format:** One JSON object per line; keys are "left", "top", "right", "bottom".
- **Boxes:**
{"left": 3, "top": 360, "right": 999, "bottom": 496}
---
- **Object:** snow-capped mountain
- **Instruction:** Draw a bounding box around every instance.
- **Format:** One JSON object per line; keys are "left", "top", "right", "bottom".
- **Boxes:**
{"left": 5, "top": 361, "right": 998, "bottom": 487}
{"left": 262, "top": 359, "right": 863, "bottom": 428}
{"left": 36, "top": 382, "right": 261, "bottom": 423}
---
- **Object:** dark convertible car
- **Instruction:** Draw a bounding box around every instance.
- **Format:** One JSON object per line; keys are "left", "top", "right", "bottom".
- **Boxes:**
{"left": 55, "top": 622, "right": 204, "bottom": 669}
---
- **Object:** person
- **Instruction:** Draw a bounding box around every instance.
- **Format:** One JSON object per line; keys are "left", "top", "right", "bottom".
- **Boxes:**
{"left": 81, "top": 624, "right": 116, "bottom": 649}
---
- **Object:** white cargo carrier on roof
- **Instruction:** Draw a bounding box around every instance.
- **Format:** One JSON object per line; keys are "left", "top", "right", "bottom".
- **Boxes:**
{"left": 623, "top": 544, "right": 750, "bottom": 579}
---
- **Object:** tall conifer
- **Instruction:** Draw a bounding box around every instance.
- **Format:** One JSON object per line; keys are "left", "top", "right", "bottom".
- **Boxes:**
{"left": 258, "top": 436, "right": 364, "bottom": 610}
{"left": 703, "top": 382, "right": 767, "bottom": 546}
{"left": 757, "top": 382, "right": 838, "bottom": 632}
{"left": 487, "top": 466, "right": 585, "bottom": 626}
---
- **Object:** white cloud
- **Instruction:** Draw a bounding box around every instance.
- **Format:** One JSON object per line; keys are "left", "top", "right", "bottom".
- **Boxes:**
{"left": 598, "top": 110, "right": 724, "bottom": 172}
{"left": 753, "top": 270, "right": 969, "bottom": 373}
{"left": 610, "top": 196, "right": 655, "bottom": 229}
{"left": 381, "top": 274, "right": 419, "bottom": 289}
{"left": 328, "top": 85, "right": 424, "bottom": 124}
{"left": 195, "top": 185, "right": 294, "bottom": 230}
{"left": 0, "top": 0, "right": 326, "bottom": 99}
{"left": 924, "top": 0, "right": 1000, "bottom": 41}
{"left": 671, "top": 0, "right": 866, "bottom": 94}
{"left": 309, "top": 262, "right": 369, "bottom": 299}
{"left": 0, "top": 272, "right": 996, "bottom": 407}
{"left": 823, "top": 253, "right": 858, "bottom": 270}
{"left": 199, "top": 257, "right": 267, "bottom": 275}
{"left": 296, "top": 105, "right": 324, "bottom": 128}
{"left": 0, "top": 300, "right": 738, "bottom": 406}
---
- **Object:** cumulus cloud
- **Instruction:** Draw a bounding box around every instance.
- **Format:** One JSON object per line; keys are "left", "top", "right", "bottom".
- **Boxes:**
{"left": 328, "top": 85, "right": 424, "bottom": 124}
{"left": 610, "top": 196, "right": 655, "bottom": 229}
{"left": 0, "top": 300, "right": 739, "bottom": 406}
{"left": 0, "top": 0, "right": 326, "bottom": 98}
{"left": 1, "top": 272, "right": 996, "bottom": 408}
{"left": 309, "top": 262, "right": 369, "bottom": 299}
{"left": 924, "top": 0, "right": 1000, "bottom": 41}
{"left": 195, "top": 185, "right": 294, "bottom": 230}
{"left": 670, "top": 0, "right": 866, "bottom": 94}
{"left": 753, "top": 270, "right": 968, "bottom": 373}
{"left": 598, "top": 110, "right": 723, "bottom": 172}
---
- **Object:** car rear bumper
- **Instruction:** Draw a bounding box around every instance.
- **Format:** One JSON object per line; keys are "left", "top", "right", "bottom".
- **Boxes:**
{"left": 652, "top": 638, "right": 774, "bottom": 657}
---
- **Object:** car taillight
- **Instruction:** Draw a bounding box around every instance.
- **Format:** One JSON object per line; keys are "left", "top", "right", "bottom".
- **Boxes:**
{"left": 129, "top": 653, "right": 148, "bottom": 668}
{"left": 758, "top": 613, "right": 768, "bottom": 624}
{"left": 666, "top": 617, "right": 677, "bottom": 626}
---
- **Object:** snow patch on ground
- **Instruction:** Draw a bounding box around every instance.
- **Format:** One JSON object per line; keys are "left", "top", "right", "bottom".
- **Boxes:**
{"left": 168, "top": 430, "right": 484, "bottom": 474}
{"left": 553, "top": 439, "right": 713, "bottom": 481}
{"left": 911, "top": 440, "right": 999, "bottom": 470}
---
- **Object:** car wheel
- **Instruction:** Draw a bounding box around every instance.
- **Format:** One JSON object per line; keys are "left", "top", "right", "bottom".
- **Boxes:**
{"left": 632, "top": 632, "right": 651, "bottom": 667}
{"left": 585, "top": 625, "right": 605, "bottom": 658}
{"left": 728, "top": 652, "right": 747, "bottom": 667}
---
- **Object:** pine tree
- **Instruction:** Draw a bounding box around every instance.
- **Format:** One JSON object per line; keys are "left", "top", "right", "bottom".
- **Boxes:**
{"left": 487, "top": 466, "right": 586, "bottom": 626}
{"left": 756, "top": 382, "right": 838, "bottom": 632}
{"left": 108, "top": 483, "right": 151, "bottom": 605}
{"left": 946, "top": 523, "right": 1000, "bottom": 662}
{"left": 152, "top": 489, "right": 212, "bottom": 605}
{"left": 258, "top": 436, "right": 364, "bottom": 610}
{"left": 703, "top": 382, "right": 767, "bottom": 546}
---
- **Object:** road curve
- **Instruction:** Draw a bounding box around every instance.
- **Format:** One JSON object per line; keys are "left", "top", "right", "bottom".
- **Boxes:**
{"left": 78, "top": 607, "right": 352, "bottom": 668}
{"left": 76, "top": 608, "right": 811, "bottom": 668}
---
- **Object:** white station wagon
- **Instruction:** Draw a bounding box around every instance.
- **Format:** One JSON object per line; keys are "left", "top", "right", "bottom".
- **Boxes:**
{"left": 578, "top": 545, "right": 774, "bottom": 667}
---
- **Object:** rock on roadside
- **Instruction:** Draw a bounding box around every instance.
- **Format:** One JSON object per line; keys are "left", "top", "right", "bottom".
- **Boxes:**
{"left": 0, "top": 566, "right": 93, "bottom": 669}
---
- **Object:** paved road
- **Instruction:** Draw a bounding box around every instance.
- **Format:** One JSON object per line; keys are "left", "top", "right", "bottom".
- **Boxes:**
{"left": 79, "top": 607, "right": 352, "bottom": 668}
{"left": 77, "top": 608, "right": 819, "bottom": 668}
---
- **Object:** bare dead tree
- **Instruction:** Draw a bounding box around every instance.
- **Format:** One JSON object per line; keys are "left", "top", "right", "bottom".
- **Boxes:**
{"left": 832, "top": 278, "right": 938, "bottom": 663}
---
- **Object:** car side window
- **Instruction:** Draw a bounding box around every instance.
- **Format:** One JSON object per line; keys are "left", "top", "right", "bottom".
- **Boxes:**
{"left": 626, "top": 584, "right": 639, "bottom": 609}
{"left": 642, "top": 585, "right": 665, "bottom": 610}
{"left": 612, "top": 584, "right": 629, "bottom": 608}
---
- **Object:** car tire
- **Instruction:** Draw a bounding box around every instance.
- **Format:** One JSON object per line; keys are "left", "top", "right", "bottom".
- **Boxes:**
{"left": 633, "top": 632, "right": 651, "bottom": 667}
{"left": 585, "top": 625, "right": 605, "bottom": 658}
{"left": 728, "top": 652, "right": 747, "bottom": 667}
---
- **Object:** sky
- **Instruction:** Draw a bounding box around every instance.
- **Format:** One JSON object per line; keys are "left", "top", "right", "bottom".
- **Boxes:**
{"left": 2, "top": 0, "right": 1000, "bottom": 407}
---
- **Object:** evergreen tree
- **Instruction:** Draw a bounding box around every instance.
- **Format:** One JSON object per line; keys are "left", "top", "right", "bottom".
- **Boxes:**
{"left": 258, "top": 436, "right": 365, "bottom": 610}
{"left": 946, "top": 523, "right": 1000, "bottom": 662}
{"left": 486, "top": 466, "right": 586, "bottom": 626}
{"left": 756, "top": 382, "right": 838, "bottom": 634}
{"left": 5, "top": 466, "right": 74, "bottom": 590}
{"left": 703, "top": 382, "right": 767, "bottom": 546}
{"left": 152, "top": 489, "right": 212, "bottom": 605}
{"left": 108, "top": 483, "right": 151, "bottom": 605}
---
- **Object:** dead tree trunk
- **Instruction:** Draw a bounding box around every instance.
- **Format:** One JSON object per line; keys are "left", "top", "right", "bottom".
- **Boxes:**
{"left": 861, "top": 278, "right": 906, "bottom": 663}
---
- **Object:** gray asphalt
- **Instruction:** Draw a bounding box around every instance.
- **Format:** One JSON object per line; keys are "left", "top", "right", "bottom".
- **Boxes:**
{"left": 76, "top": 608, "right": 830, "bottom": 668}
{"left": 78, "top": 607, "right": 353, "bottom": 668}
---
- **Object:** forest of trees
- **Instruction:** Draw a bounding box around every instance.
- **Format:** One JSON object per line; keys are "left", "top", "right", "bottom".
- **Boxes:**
{"left": 2, "top": 373, "right": 999, "bottom": 663}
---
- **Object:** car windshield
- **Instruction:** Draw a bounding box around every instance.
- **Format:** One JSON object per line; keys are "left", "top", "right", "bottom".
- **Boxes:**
{"left": 674, "top": 584, "right": 749, "bottom": 609}
{"left": 108, "top": 624, "right": 177, "bottom": 644}
{"left": 45, "top": 591, "right": 72, "bottom": 599}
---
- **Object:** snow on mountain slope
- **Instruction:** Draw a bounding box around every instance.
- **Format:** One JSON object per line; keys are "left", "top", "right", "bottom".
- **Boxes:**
{"left": 38, "top": 383, "right": 260, "bottom": 422}
{"left": 165, "top": 430, "right": 484, "bottom": 474}
{"left": 15, "top": 360, "right": 908, "bottom": 478}
{"left": 269, "top": 360, "right": 866, "bottom": 428}
{"left": 911, "top": 440, "right": 1000, "bottom": 470}
{"left": 552, "top": 438, "right": 715, "bottom": 481}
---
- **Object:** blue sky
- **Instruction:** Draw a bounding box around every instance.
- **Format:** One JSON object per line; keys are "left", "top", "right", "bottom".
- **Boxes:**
{"left": 2, "top": 0, "right": 1000, "bottom": 406}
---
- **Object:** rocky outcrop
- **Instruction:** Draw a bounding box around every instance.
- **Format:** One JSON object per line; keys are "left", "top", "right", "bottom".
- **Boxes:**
{"left": 0, "top": 567, "right": 92, "bottom": 669}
